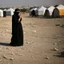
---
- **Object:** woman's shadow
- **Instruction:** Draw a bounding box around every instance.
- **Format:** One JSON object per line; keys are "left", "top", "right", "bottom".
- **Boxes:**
{"left": 0, "top": 42, "right": 10, "bottom": 46}
{"left": 54, "top": 51, "right": 64, "bottom": 58}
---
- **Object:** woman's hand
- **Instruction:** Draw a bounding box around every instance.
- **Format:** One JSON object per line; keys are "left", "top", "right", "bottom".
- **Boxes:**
{"left": 18, "top": 12, "right": 22, "bottom": 19}
{"left": 18, "top": 12, "right": 22, "bottom": 22}
{"left": 18, "top": 18, "right": 21, "bottom": 21}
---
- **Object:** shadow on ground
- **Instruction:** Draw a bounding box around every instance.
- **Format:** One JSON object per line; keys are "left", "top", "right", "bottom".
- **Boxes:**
{"left": 54, "top": 51, "right": 64, "bottom": 58}
{"left": 0, "top": 42, "right": 10, "bottom": 46}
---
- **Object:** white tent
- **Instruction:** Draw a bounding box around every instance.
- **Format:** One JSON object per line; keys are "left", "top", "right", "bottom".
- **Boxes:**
{"left": 6, "top": 8, "right": 15, "bottom": 16}
{"left": 0, "top": 9, "right": 3, "bottom": 17}
{"left": 36, "top": 6, "right": 46, "bottom": 16}
{"left": 30, "top": 8, "right": 37, "bottom": 12}
{"left": 4, "top": 9, "right": 7, "bottom": 11}
{"left": 29, "top": 8, "right": 37, "bottom": 15}
{"left": 57, "top": 4, "right": 64, "bottom": 9}
{"left": 48, "top": 6, "right": 55, "bottom": 16}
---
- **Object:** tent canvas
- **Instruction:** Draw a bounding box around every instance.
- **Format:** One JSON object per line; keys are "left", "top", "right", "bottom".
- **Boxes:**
{"left": 30, "top": 8, "right": 37, "bottom": 12}
{"left": 52, "top": 8, "right": 60, "bottom": 18}
{"left": 57, "top": 4, "right": 64, "bottom": 9}
{"left": 0, "top": 9, "right": 3, "bottom": 17}
{"left": 29, "top": 8, "right": 37, "bottom": 16}
{"left": 36, "top": 6, "right": 46, "bottom": 16}
{"left": 48, "top": 6, "right": 55, "bottom": 16}
{"left": 44, "top": 6, "right": 55, "bottom": 18}
{"left": 3, "top": 9, "right": 7, "bottom": 17}
{"left": 44, "top": 9, "right": 50, "bottom": 17}
{"left": 6, "top": 8, "right": 15, "bottom": 16}
{"left": 57, "top": 4, "right": 64, "bottom": 16}
{"left": 59, "top": 9, "right": 64, "bottom": 16}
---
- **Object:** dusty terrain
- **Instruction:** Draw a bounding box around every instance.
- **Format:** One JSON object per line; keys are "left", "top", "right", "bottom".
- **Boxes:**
{"left": 0, "top": 13, "right": 64, "bottom": 64}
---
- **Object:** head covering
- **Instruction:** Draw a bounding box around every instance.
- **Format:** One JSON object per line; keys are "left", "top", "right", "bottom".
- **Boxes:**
{"left": 15, "top": 8, "right": 20, "bottom": 12}
{"left": 14, "top": 8, "right": 20, "bottom": 18}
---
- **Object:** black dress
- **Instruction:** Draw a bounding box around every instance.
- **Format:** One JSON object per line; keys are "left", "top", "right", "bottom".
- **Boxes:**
{"left": 10, "top": 12, "right": 23, "bottom": 46}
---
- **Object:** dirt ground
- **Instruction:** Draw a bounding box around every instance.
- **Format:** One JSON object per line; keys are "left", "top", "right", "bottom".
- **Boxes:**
{"left": 0, "top": 13, "right": 64, "bottom": 64}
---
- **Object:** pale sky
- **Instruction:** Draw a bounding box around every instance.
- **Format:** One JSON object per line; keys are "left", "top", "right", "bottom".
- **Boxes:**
{"left": 0, "top": 0, "right": 64, "bottom": 7}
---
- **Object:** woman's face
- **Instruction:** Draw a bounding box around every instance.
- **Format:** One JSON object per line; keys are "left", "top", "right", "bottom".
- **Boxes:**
{"left": 15, "top": 11, "right": 19, "bottom": 16}
{"left": 16, "top": 10, "right": 20, "bottom": 13}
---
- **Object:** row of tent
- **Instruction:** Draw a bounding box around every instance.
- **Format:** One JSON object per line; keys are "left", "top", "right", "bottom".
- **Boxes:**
{"left": 29, "top": 4, "right": 64, "bottom": 18}
{"left": 0, "top": 8, "right": 15, "bottom": 17}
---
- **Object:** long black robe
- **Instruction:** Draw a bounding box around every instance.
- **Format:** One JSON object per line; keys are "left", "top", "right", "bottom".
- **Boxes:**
{"left": 10, "top": 13, "right": 23, "bottom": 46}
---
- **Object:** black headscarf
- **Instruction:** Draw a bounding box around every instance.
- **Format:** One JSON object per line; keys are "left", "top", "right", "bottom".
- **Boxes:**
{"left": 14, "top": 8, "right": 20, "bottom": 19}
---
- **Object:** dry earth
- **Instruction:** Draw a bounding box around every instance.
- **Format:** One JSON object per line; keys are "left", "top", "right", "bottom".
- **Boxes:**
{"left": 0, "top": 13, "right": 64, "bottom": 64}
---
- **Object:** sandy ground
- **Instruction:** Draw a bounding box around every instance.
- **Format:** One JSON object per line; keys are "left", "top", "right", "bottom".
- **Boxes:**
{"left": 0, "top": 13, "right": 64, "bottom": 64}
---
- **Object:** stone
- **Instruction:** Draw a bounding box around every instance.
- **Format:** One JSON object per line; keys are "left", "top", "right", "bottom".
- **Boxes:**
{"left": 60, "top": 24, "right": 63, "bottom": 27}
{"left": 11, "top": 52, "right": 14, "bottom": 55}
{"left": 45, "top": 56, "right": 49, "bottom": 59}
{"left": 6, "top": 47, "right": 9, "bottom": 50}
{"left": 53, "top": 43, "right": 57, "bottom": 45}
{"left": 33, "top": 30, "right": 36, "bottom": 33}
{"left": 55, "top": 24, "right": 60, "bottom": 26}
{"left": 53, "top": 48, "right": 58, "bottom": 51}
{"left": 3, "top": 55, "right": 8, "bottom": 59}
{"left": 10, "top": 58, "right": 13, "bottom": 60}
{"left": 26, "top": 42, "right": 30, "bottom": 44}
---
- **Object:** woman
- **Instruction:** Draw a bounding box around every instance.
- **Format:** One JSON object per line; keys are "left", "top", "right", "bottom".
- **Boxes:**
{"left": 10, "top": 9, "right": 23, "bottom": 46}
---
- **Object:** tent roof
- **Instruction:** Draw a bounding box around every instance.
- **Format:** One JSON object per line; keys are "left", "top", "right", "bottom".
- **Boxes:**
{"left": 7, "top": 8, "right": 15, "bottom": 11}
{"left": 0, "top": 9, "right": 3, "bottom": 12}
{"left": 48, "top": 6, "right": 55, "bottom": 11}
{"left": 38, "top": 6, "right": 46, "bottom": 11}
{"left": 4, "top": 9, "right": 7, "bottom": 11}
{"left": 47, "top": 6, "right": 55, "bottom": 16}
{"left": 30, "top": 8, "right": 37, "bottom": 11}
{"left": 57, "top": 4, "right": 64, "bottom": 9}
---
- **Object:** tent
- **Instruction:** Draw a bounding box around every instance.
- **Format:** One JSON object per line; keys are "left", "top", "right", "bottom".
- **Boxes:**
{"left": 44, "top": 6, "right": 55, "bottom": 17}
{"left": 44, "top": 9, "right": 50, "bottom": 17}
{"left": 57, "top": 4, "right": 64, "bottom": 16}
{"left": 57, "top": 4, "right": 64, "bottom": 9}
{"left": 0, "top": 9, "right": 3, "bottom": 17}
{"left": 29, "top": 8, "right": 37, "bottom": 16}
{"left": 3, "top": 9, "right": 7, "bottom": 17}
{"left": 36, "top": 6, "right": 46, "bottom": 16}
{"left": 48, "top": 6, "right": 55, "bottom": 16}
{"left": 52, "top": 8, "right": 60, "bottom": 18}
{"left": 6, "top": 8, "right": 15, "bottom": 16}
